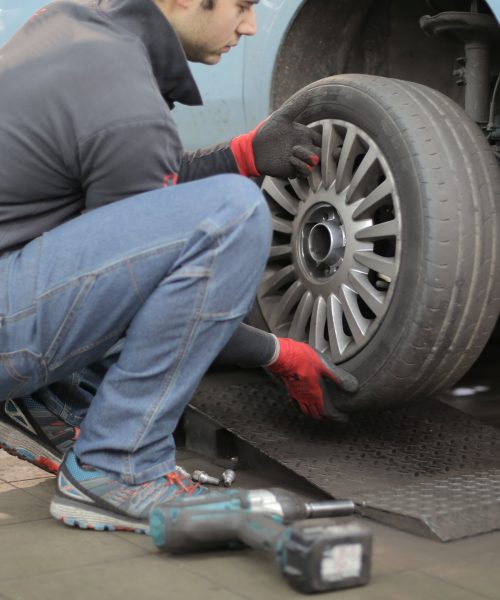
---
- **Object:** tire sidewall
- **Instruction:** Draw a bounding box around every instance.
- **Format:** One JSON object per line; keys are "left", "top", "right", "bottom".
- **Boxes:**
{"left": 269, "top": 79, "right": 453, "bottom": 409}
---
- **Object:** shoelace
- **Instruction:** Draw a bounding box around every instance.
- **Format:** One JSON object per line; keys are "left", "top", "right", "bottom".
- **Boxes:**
{"left": 165, "top": 471, "right": 200, "bottom": 496}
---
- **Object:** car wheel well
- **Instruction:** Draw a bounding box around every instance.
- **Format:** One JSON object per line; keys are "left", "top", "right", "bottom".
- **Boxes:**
{"left": 272, "top": 0, "right": 467, "bottom": 110}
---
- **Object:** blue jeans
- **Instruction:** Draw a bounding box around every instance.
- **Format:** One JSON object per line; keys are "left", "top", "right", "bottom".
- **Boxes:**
{"left": 0, "top": 175, "right": 271, "bottom": 483}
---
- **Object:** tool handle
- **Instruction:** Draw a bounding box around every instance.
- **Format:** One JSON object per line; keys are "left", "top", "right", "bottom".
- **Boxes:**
{"left": 150, "top": 504, "right": 285, "bottom": 555}
{"left": 150, "top": 505, "right": 245, "bottom": 553}
{"left": 238, "top": 515, "right": 284, "bottom": 554}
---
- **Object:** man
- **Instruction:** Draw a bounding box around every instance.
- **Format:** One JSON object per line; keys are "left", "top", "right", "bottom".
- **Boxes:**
{"left": 0, "top": 0, "right": 356, "bottom": 534}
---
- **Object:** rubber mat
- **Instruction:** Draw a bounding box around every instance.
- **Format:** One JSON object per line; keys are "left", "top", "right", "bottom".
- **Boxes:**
{"left": 189, "top": 382, "right": 500, "bottom": 541}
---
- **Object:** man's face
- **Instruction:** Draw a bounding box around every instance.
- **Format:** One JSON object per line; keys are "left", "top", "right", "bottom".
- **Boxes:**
{"left": 173, "top": 0, "right": 258, "bottom": 65}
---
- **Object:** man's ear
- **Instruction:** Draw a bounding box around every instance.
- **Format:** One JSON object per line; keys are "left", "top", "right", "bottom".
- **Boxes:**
{"left": 153, "top": 0, "right": 194, "bottom": 17}
{"left": 174, "top": 0, "right": 196, "bottom": 8}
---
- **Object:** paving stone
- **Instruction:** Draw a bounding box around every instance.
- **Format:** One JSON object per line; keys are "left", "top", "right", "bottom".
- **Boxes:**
{"left": 367, "top": 519, "right": 500, "bottom": 576}
{"left": 421, "top": 550, "right": 500, "bottom": 599}
{"left": 320, "top": 570, "right": 492, "bottom": 600}
{"left": 0, "top": 485, "right": 49, "bottom": 527}
{"left": 0, "top": 450, "right": 53, "bottom": 482}
{"left": 178, "top": 552, "right": 493, "bottom": 600}
{"left": 113, "top": 530, "right": 159, "bottom": 552}
{"left": 0, "top": 520, "right": 148, "bottom": 583}
{"left": 0, "top": 555, "right": 246, "bottom": 600}
{"left": 177, "top": 549, "right": 297, "bottom": 599}
{"left": 12, "top": 477, "right": 56, "bottom": 503}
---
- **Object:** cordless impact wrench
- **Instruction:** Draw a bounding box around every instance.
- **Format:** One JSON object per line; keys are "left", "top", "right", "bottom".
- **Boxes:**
{"left": 150, "top": 488, "right": 372, "bottom": 594}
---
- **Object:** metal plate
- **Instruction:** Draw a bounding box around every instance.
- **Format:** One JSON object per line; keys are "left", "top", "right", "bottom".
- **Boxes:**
{"left": 189, "top": 382, "right": 500, "bottom": 541}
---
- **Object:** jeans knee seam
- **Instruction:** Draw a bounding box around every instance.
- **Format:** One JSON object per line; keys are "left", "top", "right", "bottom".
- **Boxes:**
{"left": 127, "top": 259, "right": 145, "bottom": 305}
{"left": 3, "top": 306, "right": 37, "bottom": 323}
{"left": 129, "top": 258, "right": 216, "bottom": 455}
{"left": 48, "top": 326, "right": 125, "bottom": 372}
{"left": 44, "top": 274, "right": 96, "bottom": 363}
{"left": 200, "top": 201, "right": 262, "bottom": 240}
{"left": 37, "top": 240, "right": 186, "bottom": 304}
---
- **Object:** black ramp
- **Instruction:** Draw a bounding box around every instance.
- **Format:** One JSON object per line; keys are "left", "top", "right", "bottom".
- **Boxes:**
{"left": 190, "top": 382, "right": 500, "bottom": 541}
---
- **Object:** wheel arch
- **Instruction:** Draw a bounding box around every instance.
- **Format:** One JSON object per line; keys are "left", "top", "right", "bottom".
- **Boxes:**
{"left": 270, "top": 0, "right": 476, "bottom": 111}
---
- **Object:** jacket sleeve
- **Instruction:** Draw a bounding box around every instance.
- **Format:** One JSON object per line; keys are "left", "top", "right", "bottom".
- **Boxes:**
{"left": 178, "top": 142, "right": 239, "bottom": 183}
{"left": 78, "top": 118, "right": 182, "bottom": 210}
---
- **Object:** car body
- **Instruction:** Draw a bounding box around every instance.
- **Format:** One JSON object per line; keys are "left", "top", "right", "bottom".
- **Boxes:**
{"left": 0, "top": 0, "right": 303, "bottom": 147}
{"left": 1, "top": 1, "right": 499, "bottom": 148}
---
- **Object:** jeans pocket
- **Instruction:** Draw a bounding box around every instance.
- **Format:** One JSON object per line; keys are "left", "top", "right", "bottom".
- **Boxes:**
{"left": 0, "top": 349, "right": 43, "bottom": 400}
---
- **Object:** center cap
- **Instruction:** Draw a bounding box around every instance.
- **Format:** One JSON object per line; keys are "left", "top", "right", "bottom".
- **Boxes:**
{"left": 309, "top": 221, "right": 345, "bottom": 267}
{"left": 300, "top": 203, "right": 346, "bottom": 279}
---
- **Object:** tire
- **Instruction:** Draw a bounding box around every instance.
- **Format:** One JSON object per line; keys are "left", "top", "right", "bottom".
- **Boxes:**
{"left": 251, "top": 74, "right": 500, "bottom": 412}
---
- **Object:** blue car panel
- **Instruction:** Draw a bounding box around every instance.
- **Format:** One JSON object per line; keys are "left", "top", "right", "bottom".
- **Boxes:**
{"left": 1, "top": 0, "right": 499, "bottom": 149}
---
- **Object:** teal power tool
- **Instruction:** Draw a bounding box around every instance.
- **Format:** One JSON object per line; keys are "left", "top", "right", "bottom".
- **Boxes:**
{"left": 150, "top": 488, "right": 372, "bottom": 594}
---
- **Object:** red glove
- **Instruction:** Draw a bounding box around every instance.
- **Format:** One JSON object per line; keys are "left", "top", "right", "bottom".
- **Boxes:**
{"left": 230, "top": 93, "right": 321, "bottom": 180}
{"left": 267, "top": 338, "right": 358, "bottom": 420}
{"left": 230, "top": 123, "right": 261, "bottom": 178}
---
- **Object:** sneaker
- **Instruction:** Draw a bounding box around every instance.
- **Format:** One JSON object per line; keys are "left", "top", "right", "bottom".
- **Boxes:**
{"left": 267, "top": 338, "right": 358, "bottom": 420}
{"left": 50, "top": 450, "right": 207, "bottom": 534}
{"left": 0, "top": 396, "right": 78, "bottom": 474}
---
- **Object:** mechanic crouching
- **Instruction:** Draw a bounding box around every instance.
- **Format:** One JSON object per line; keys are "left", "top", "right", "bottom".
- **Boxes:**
{"left": 0, "top": 0, "right": 356, "bottom": 533}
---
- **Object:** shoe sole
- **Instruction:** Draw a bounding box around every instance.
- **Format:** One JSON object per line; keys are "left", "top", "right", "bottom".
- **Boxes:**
{"left": 0, "top": 421, "right": 61, "bottom": 474}
{"left": 50, "top": 494, "right": 149, "bottom": 534}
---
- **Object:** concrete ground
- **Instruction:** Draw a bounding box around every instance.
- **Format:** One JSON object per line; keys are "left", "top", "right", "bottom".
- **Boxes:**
{"left": 1, "top": 350, "right": 500, "bottom": 600}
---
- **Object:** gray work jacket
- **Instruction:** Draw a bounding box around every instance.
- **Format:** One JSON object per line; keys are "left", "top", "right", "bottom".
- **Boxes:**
{"left": 0, "top": 0, "right": 238, "bottom": 254}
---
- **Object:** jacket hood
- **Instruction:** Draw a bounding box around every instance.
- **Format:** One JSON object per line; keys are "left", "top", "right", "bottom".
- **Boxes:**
{"left": 99, "top": 0, "right": 203, "bottom": 106}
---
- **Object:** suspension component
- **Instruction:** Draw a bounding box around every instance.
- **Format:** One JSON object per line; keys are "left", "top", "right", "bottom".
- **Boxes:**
{"left": 420, "top": 9, "right": 500, "bottom": 125}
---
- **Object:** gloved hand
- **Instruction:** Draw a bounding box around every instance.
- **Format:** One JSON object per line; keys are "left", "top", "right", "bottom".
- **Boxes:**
{"left": 230, "top": 95, "right": 322, "bottom": 180}
{"left": 267, "top": 338, "right": 358, "bottom": 421}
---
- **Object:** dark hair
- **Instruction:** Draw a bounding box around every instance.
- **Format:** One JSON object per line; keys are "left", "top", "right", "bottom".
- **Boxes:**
{"left": 201, "top": 0, "right": 215, "bottom": 8}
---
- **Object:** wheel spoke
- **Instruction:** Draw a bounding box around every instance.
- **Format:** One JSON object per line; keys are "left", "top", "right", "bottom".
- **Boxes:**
{"left": 339, "top": 284, "right": 370, "bottom": 346}
{"left": 289, "top": 177, "right": 309, "bottom": 202}
{"left": 309, "top": 295, "right": 328, "bottom": 353}
{"left": 308, "top": 165, "right": 322, "bottom": 194}
{"left": 260, "top": 264, "right": 295, "bottom": 297}
{"left": 289, "top": 291, "right": 314, "bottom": 341}
{"left": 321, "top": 120, "right": 338, "bottom": 189}
{"left": 269, "top": 244, "right": 292, "bottom": 261}
{"left": 272, "top": 216, "right": 293, "bottom": 235}
{"left": 346, "top": 147, "right": 378, "bottom": 205}
{"left": 326, "top": 294, "right": 350, "bottom": 362}
{"left": 355, "top": 220, "right": 398, "bottom": 241}
{"left": 268, "top": 280, "right": 305, "bottom": 329}
{"left": 352, "top": 179, "right": 393, "bottom": 221}
{"left": 262, "top": 177, "right": 299, "bottom": 216}
{"left": 335, "top": 126, "right": 358, "bottom": 193}
{"left": 353, "top": 251, "right": 396, "bottom": 281}
{"left": 348, "top": 270, "right": 386, "bottom": 317}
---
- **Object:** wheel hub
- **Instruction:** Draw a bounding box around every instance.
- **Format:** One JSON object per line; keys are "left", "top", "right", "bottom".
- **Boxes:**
{"left": 302, "top": 204, "right": 346, "bottom": 278}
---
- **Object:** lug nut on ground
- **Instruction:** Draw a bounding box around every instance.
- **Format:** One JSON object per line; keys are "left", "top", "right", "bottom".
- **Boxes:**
{"left": 221, "top": 469, "right": 236, "bottom": 487}
{"left": 175, "top": 465, "right": 191, "bottom": 479}
{"left": 192, "top": 470, "right": 221, "bottom": 486}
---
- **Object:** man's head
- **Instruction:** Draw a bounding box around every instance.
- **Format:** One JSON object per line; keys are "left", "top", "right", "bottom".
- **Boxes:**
{"left": 154, "top": 0, "right": 259, "bottom": 65}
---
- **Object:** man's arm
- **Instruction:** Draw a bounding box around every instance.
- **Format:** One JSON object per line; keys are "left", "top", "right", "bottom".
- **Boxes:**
{"left": 178, "top": 93, "right": 322, "bottom": 183}
{"left": 178, "top": 143, "right": 239, "bottom": 183}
